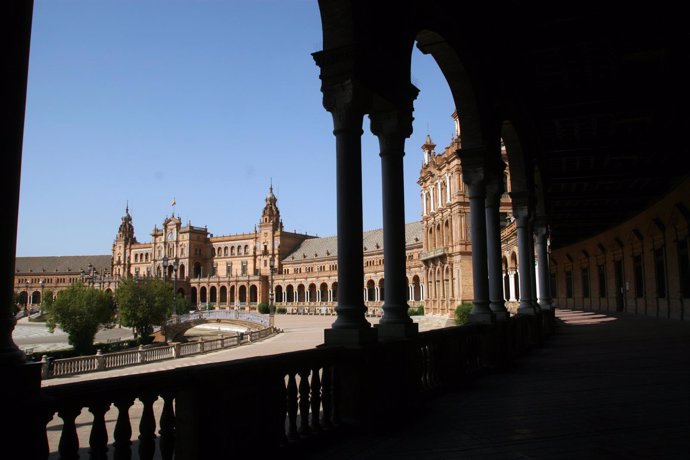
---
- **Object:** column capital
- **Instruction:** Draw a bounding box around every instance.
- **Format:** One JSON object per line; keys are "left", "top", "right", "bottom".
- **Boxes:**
{"left": 320, "top": 80, "right": 370, "bottom": 132}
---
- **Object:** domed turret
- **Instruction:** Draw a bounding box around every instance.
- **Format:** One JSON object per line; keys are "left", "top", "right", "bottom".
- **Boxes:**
{"left": 422, "top": 134, "right": 436, "bottom": 166}
{"left": 261, "top": 184, "right": 281, "bottom": 230}
{"left": 117, "top": 204, "right": 136, "bottom": 242}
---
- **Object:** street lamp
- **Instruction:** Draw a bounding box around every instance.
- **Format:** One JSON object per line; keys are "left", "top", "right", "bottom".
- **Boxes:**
{"left": 172, "top": 259, "right": 179, "bottom": 316}
{"left": 162, "top": 255, "right": 168, "bottom": 280}
{"left": 24, "top": 282, "right": 29, "bottom": 316}
{"left": 39, "top": 279, "right": 45, "bottom": 314}
{"left": 269, "top": 255, "right": 275, "bottom": 314}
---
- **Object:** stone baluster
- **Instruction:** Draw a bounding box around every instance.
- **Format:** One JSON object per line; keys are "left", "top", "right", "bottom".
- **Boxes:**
{"left": 113, "top": 398, "right": 134, "bottom": 460}
{"left": 298, "top": 369, "right": 312, "bottom": 436}
{"left": 88, "top": 401, "right": 111, "bottom": 460}
{"left": 57, "top": 406, "right": 81, "bottom": 460}
{"left": 310, "top": 366, "right": 322, "bottom": 433}
{"left": 320, "top": 365, "right": 333, "bottom": 429}
{"left": 138, "top": 394, "right": 158, "bottom": 460}
{"left": 286, "top": 372, "right": 299, "bottom": 441}
{"left": 159, "top": 392, "right": 176, "bottom": 460}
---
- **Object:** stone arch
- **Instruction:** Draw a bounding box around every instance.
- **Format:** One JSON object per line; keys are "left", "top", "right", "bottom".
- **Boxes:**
{"left": 412, "top": 275, "right": 421, "bottom": 301}
{"left": 286, "top": 285, "right": 295, "bottom": 303}
{"left": 297, "top": 284, "right": 305, "bottom": 303}
{"left": 366, "top": 279, "right": 376, "bottom": 301}
{"left": 209, "top": 286, "right": 217, "bottom": 304}
{"left": 444, "top": 219, "right": 451, "bottom": 246}
{"left": 436, "top": 223, "right": 442, "bottom": 248}
{"left": 31, "top": 291, "right": 41, "bottom": 305}
{"left": 275, "top": 285, "right": 283, "bottom": 303}
{"left": 331, "top": 282, "right": 338, "bottom": 302}
{"left": 176, "top": 287, "right": 185, "bottom": 299}
{"left": 200, "top": 286, "right": 207, "bottom": 304}
{"left": 319, "top": 283, "right": 328, "bottom": 303}
{"left": 378, "top": 278, "right": 385, "bottom": 302}
{"left": 18, "top": 291, "right": 28, "bottom": 306}
{"left": 239, "top": 285, "right": 247, "bottom": 304}
{"left": 249, "top": 285, "right": 257, "bottom": 304}
{"left": 229, "top": 285, "right": 235, "bottom": 304}
{"left": 179, "top": 264, "right": 185, "bottom": 279}
{"left": 191, "top": 287, "right": 197, "bottom": 306}
{"left": 219, "top": 286, "right": 227, "bottom": 304}
{"left": 194, "top": 262, "right": 202, "bottom": 278}
{"left": 308, "top": 283, "right": 317, "bottom": 302}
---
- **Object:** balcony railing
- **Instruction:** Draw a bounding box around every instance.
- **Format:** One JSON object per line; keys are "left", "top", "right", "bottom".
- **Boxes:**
{"left": 35, "top": 312, "right": 552, "bottom": 459}
{"left": 419, "top": 247, "right": 447, "bottom": 261}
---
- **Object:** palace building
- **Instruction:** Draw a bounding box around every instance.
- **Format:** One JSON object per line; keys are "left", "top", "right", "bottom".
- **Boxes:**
{"left": 15, "top": 114, "right": 520, "bottom": 316}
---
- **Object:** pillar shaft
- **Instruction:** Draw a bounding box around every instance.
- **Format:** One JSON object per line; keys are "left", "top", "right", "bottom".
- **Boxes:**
{"left": 370, "top": 108, "right": 417, "bottom": 339}
{"left": 485, "top": 171, "right": 509, "bottom": 320}
{"left": 515, "top": 208, "right": 536, "bottom": 315}
{"left": 459, "top": 148, "right": 494, "bottom": 324}
{"left": 528, "top": 219, "right": 540, "bottom": 312}
{"left": 535, "top": 224, "right": 553, "bottom": 310}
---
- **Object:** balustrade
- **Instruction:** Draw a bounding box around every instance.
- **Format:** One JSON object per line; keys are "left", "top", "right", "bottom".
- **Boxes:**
{"left": 37, "top": 312, "right": 552, "bottom": 458}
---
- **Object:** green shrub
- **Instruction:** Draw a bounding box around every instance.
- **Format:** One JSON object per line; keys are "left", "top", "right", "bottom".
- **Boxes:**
{"left": 408, "top": 304, "right": 425, "bottom": 316}
{"left": 454, "top": 303, "right": 473, "bottom": 325}
{"left": 257, "top": 303, "right": 270, "bottom": 314}
{"left": 276, "top": 307, "right": 287, "bottom": 314}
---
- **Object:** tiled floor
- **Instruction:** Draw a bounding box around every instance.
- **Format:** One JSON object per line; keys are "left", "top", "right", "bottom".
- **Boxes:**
{"left": 302, "top": 309, "right": 690, "bottom": 459}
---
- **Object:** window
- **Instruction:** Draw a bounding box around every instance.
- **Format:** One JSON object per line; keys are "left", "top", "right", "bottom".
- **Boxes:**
{"left": 633, "top": 254, "right": 644, "bottom": 298}
{"left": 241, "top": 261, "right": 247, "bottom": 276}
{"left": 565, "top": 271, "right": 573, "bottom": 298}
{"left": 598, "top": 264, "right": 606, "bottom": 298}
{"left": 581, "top": 267, "right": 590, "bottom": 298}
{"left": 654, "top": 247, "right": 666, "bottom": 298}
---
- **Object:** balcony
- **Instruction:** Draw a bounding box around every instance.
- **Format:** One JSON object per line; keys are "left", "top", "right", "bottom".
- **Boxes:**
{"left": 419, "top": 247, "right": 447, "bottom": 261}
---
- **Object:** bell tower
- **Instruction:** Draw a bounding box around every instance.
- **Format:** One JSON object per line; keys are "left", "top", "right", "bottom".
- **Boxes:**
{"left": 112, "top": 204, "right": 137, "bottom": 278}
{"left": 258, "top": 184, "right": 282, "bottom": 275}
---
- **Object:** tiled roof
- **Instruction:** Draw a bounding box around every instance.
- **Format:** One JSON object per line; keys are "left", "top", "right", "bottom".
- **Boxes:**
{"left": 14, "top": 255, "right": 112, "bottom": 274}
{"left": 284, "top": 221, "right": 423, "bottom": 262}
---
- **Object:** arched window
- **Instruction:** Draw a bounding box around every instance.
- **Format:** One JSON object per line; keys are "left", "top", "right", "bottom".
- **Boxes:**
{"left": 220, "top": 286, "right": 227, "bottom": 304}
{"left": 249, "top": 285, "right": 258, "bottom": 304}
{"left": 231, "top": 246, "right": 235, "bottom": 256}
{"left": 217, "top": 247, "right": 222, "bottom": 256}
{"left": 244, "top": 245, "right": 249, "bottom": 255}
{"left": 200, "top": 287, "right": 207, "bottom": 303}
{"left": 224, "top": 246, "right": 228, "bottom": 256}
{"left": 209, "top": 286, "right": 217, "bottom": 303}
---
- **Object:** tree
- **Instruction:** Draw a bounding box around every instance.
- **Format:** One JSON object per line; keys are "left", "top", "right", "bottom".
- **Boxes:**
{"left": 115, "top": 278, "right": 174, "bottom": 343}
{"left": 45, "top": 283, "right": 114, "bottom": 355}
{"left": 42, "top": 289, "right": 54, "bottom": 314}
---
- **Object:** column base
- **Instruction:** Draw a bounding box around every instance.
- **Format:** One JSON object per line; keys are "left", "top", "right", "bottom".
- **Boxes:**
{"left": 538, "top": 300, "right": 553, "bottom": 310}
{"left": 489, "top": 301, "right": 510, "bottom": 321}
{"left": 376, "top": 322, "right": 419, "bottom": 341}
{"left": 517, "top": 302, "right": 537, "bottom": 315}
{"left": 468, "top": 311, "right": 495, "bottom": 324}
{"left": 324, "top": 327, "right": 378, "bottom": 346}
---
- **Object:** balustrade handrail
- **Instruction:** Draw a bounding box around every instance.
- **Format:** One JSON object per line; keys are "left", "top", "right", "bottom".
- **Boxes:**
{"left": 37, "top": 310, "right": 553, "bottom": 459}
{"left": 42, "top": 325, "right": 278, "bottom": 379}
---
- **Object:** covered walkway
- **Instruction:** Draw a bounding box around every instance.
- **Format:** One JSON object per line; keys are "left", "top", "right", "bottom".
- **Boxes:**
{"left": 304, "top": 309, "right": 690, "bottom": 459}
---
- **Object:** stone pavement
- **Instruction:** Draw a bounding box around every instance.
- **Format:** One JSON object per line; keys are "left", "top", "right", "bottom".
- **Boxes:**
{"left": 301, "top": 309, "right": 690, "bottom": 459}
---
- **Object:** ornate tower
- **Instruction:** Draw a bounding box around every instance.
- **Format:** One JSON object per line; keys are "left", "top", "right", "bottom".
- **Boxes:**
{"left": 258, "top": 184, "right": 282, "bottom": 276}
{"left": 112, "top": 204, "right": 137, "bottom": 278}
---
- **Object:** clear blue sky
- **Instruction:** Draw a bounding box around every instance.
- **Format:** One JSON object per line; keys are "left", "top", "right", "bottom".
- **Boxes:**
{"left": 18, "top": 0, "right": 455, "bottom": 256}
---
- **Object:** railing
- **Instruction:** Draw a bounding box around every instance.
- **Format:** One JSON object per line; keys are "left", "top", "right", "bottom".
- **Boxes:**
{"left": 419, "top": 247, "right": 447, "bottom": 261}
{"left": 36, "top": 310, "right": 553, "bottom": 459}
{"left": 42, "top": 326, "right": 278, "bottom": 379}
{"left": 168, "top": 309, "right": 270, "bottom": 327}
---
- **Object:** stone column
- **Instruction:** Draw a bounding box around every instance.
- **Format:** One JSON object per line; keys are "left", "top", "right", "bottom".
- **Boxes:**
{"left": 535, "top": 222, "right": 553, "bottom": 310}
{"left": 459, "top": 147, "right": 494, "bottom": 323}
{"left": 513, "top": 200, "right": 537, "bottom": 315}
{"left": 319, "top": 82, "right": 376, "bottom": 345}
{"left": 528, "top": 218, "right": 541, "bottom": 312}
{"left": 508, "top": 271, "right": 517, "bottom": 301}
{"left": 370, "top": 105, "right": 418, "bottom": 339}
{"left": 485, "top": 164, "right": 509, "bottom": 320}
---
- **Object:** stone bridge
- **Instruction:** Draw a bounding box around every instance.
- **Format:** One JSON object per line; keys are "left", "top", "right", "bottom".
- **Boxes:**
{"left": 159, "top": 310, "right": 273, "bottom": 342}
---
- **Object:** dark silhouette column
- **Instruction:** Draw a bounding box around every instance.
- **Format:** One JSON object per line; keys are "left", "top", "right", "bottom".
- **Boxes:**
{"left": 319, "top": 81, "right": 376, "bottom": 345}
{"left": 528, "top": 218, "right": 541, "bottom": 312}
{"left": 459, "top": 148, "right": 494, "bottom": 324}
{"left": 485, "top": 164, "right": 510, "bottom": 320}
{"left": 535, "top": 221, "right": 553, "bottom": 310}
{"left": 1, "top": 3, "right": 45, "bottom": 457}
{"left": 513, "top": 196, "right": 537, "bottom": 315}
{"left": 370, "top": 104, "right": 419, "bottom": 339}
